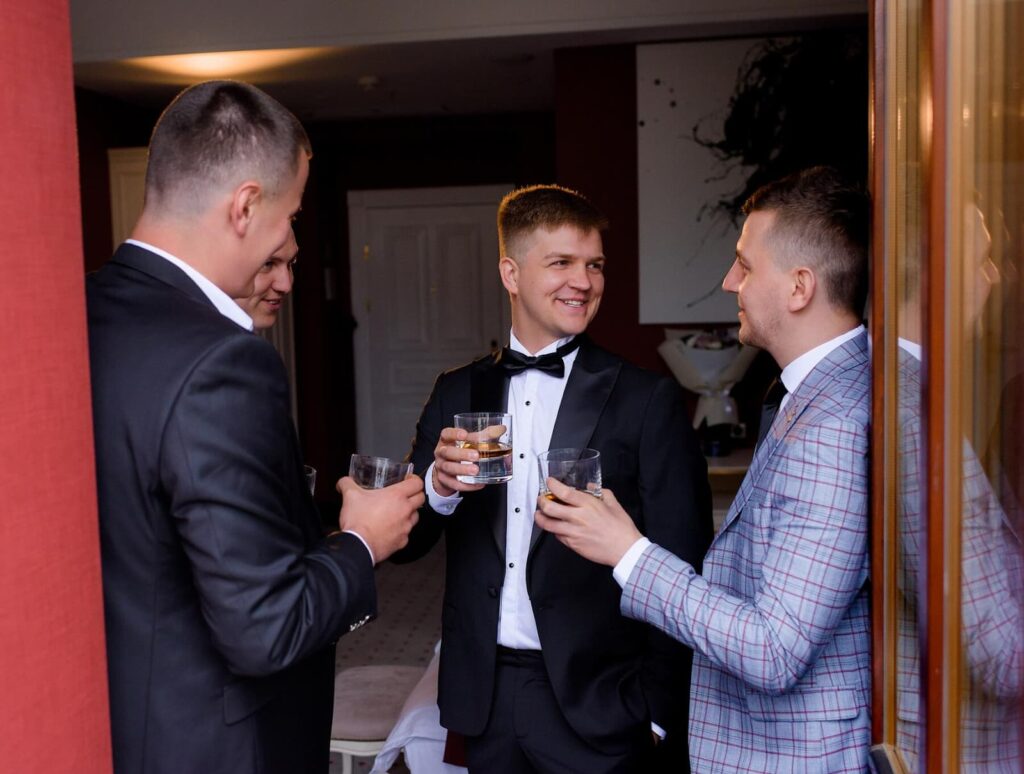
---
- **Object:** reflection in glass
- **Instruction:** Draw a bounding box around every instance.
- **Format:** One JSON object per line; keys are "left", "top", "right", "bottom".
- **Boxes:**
{"left": 886, "top": 1, "right": 1024, "bottom": 769}
{"left": 953, "top": 0, "right": 1024, "bottom": 767}
{"left": 889, "top": 1, "right": 926, "bottom": 767}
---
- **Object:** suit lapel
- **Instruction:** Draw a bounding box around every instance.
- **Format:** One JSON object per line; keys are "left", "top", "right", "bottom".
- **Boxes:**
{"left": 111, "top": 242, "right": 218, "bottom": 310}
{"left": 469, "top": 355, "right": 511, "bottom": 555}
{"left": 529, "top": 338, "right": 620, "bottom": 553}
{"left": 714, "top": 331, "right": 869, "bottom": 541}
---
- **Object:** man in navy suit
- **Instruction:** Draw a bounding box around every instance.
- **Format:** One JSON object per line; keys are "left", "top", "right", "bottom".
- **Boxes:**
{"left": 394, "top": 185, "right": 713, "bottom": 773}
{"left": 87, "top": 80, "right": 423, "bottom": 774}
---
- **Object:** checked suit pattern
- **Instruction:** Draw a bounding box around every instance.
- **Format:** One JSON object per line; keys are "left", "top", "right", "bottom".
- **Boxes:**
{"left": 622, "top": 332, "right": 872, "bottom": 773}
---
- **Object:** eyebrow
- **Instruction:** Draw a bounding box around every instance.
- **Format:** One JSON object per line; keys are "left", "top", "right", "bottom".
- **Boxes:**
{"left": 544, "top": 252, "right": 606, "bottom": 261}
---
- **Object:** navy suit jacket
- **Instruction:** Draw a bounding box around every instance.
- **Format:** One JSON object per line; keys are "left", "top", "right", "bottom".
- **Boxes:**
{"left": 87, "top": 244, "right": 376, "bottom": 774}
{"left": 393, "top": 337, "right": 714, "bottom": 757}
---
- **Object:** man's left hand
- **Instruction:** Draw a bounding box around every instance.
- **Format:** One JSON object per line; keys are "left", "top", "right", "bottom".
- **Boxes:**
{"left": 534, "top": 478, "right": 642, "bottom": 567}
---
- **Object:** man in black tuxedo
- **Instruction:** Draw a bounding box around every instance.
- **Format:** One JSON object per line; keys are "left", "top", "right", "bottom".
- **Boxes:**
{"left": 87, "top": 81, "right": 423, "bottom": 774}
{"left": 393, "top": 185, "right": 713, "bottom": 772}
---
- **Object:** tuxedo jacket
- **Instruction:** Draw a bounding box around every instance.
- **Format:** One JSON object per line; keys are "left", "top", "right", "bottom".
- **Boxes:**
{"left": 393, "top": 337, "right": 714, "bottom": 754}
{"left": 87, "top": 244, "right": 377, "bottom": 774}
{"left": 622, "top": 332, "right": 872, "bottom": 773}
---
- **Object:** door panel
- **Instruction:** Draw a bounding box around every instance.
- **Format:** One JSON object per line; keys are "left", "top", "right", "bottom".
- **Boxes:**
{"left": 349, "top": 186, "right": 512, "bottom": 460}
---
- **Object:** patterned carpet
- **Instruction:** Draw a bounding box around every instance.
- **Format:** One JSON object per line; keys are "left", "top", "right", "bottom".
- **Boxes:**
{"left": 335, "top": 541, "right": 446, "bottom": 672}
{"left": 330, "top": 541, "right": 447, "bottom": 773}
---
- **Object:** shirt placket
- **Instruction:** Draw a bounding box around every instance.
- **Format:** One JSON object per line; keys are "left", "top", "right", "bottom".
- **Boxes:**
{"left": 501, "top": 370, "right": 537, "bottom": 641}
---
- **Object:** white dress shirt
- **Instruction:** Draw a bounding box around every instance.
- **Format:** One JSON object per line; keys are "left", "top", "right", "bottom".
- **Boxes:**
{"left": 125, "top": 239, "right": 254, "bottom": 331}
{"left": 898, "top": 337, "right": 922, "bottom": 362}
{"left": 426, "top": 330, "right": 579, "bottom": 649}
{"left": 612, "top": 324, "right": 867, "bottom": 587}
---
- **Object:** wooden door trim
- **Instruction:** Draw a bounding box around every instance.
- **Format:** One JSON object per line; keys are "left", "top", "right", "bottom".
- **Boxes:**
{"left": 869, "top": 0, "right": 894, "bottom": 746}
{"left": 922, "top": 0, "right": 954, "bottom": 768}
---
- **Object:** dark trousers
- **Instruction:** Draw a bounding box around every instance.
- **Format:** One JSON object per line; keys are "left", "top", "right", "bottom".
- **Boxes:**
{"left": 464, "top": 648, "right": 652, "bottom": 774}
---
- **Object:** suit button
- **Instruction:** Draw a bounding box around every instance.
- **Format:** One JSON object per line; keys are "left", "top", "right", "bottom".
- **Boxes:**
{"left": 488, "top": 587, "right": 498, "bottom": 598}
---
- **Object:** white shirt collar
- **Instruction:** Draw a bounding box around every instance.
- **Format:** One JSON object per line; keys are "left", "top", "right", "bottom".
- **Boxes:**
{"left": 508, "top": 330, "right": 575, "bottom": 357}
{"left": 125, "top": 239, "right": 254, "bottom": 331}
{"left": 780, "top": 324, "right": 865, "bottom": 397}
{"left": 898, "top": 337, "right": 922, "bottom": 361}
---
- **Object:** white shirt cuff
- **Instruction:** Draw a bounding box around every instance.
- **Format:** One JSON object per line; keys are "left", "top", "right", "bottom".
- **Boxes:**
{"left": 342, "top": 530, "right": 375, "bottom": 566}
{"left": 651, "top": 721, "right": 666, "bottom": 740}
{"left": 425, "top": 462, "right": 462, "bottom": 515}
{"left": 612, "top": 537, "right": 652, "bottom": 588}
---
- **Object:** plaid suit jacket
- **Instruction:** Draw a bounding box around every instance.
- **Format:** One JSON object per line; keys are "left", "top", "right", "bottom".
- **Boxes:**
{"left": 894, "top": 347, "right": 1023, "bottom": 770}
{"left": 622, "top": 331, "right": 872, "bottom": 773}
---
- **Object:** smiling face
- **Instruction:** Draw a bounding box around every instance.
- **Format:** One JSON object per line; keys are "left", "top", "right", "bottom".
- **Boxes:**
{"left": 722, "top": 210, "right": 790, "bottom": 354}
{"left": 501, "top": 224, "right": 605, "bottom": 353}
{"left": 235, "top": 228, "right": 298, "bottom": 329}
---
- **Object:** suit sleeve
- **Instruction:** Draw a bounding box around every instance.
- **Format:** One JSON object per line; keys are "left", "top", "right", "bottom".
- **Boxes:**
{"left": 160, "top": 335, "right": 377, "bottom": 677}
{"left": 635, "top": 377, "right": 714, "bottom": 733}
{"left": 623, "top": 413, "right": 868, "bottom": 695}
{"left": 389, "top": 371, "right": 451, "bottom": 564}
{"left": 956, "top": 440, "right": 1024, "bottom": 699}
{"left": 899, "top": 360, "right": 1024, "bottom": 699}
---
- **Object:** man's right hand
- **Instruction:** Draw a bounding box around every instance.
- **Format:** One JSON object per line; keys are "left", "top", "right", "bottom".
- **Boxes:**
{"left": 431, "top": 427, "right": 486, "bottom": 497}
{"left": 337, "top": 475, "right": 424, "bottom": 563}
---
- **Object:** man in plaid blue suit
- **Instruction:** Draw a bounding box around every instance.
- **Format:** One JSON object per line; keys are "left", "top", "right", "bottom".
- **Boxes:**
{"left": 537, "top": 167, "right": 872, "bottom": 772}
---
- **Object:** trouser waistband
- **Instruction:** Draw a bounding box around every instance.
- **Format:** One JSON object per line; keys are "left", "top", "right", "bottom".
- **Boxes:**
{"left": 496, "top": 646, "right": 543, "bottom": 667}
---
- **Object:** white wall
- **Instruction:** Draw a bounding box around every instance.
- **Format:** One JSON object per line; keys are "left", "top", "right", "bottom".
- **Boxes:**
{"left": 637, "top": 38, "right": 780, "bottom": 324}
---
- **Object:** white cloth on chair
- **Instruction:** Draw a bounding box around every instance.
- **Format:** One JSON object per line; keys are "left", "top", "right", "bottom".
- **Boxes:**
{"left": 370, "top": 644, "right": 467, "bottom": 774}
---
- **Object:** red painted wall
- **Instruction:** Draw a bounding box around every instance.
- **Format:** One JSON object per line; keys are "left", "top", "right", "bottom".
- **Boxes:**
{"left": 0, "top": 2, "right": 112, "bottom": 772}
{"left": 555, "top": 45, "right": 669, "bottom": 373}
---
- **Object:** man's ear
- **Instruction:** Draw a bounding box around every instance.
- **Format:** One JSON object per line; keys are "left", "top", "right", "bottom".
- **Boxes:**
{"left": 498, "top": 256, "right": 519, "bottom": 295}
{"left": 229, "top": 181, "right": 262, "bottom": 237}
{"left": 789, "top": 266, "right": 816, "bottom": 312}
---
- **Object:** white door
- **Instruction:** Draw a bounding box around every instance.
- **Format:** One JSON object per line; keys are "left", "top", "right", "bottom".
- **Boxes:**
{"left": 349, "top": 185, "right": 512, "bottom": 460}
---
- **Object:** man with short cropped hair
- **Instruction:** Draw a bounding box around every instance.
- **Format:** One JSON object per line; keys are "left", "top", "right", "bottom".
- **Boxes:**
{"left": 538, "top": 167, "right": 873, "bottom": 772}
{"left": 87, "top": 80, "right": 423, "bottom": 774}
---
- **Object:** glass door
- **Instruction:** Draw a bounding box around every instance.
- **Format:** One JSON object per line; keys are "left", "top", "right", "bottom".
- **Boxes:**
{"left": 872, "top": 1, "right": 1024, "bottom": 770}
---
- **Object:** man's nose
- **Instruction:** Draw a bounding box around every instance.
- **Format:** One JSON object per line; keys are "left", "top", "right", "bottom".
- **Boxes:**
{"left": 722, "top": 260, "right": 741, "bottom": 293}
{"left": 273, "top": 265, "right": 294, "bottom": 294}
{"left": 567, "top": 263, "right": 592, "bottom": 289}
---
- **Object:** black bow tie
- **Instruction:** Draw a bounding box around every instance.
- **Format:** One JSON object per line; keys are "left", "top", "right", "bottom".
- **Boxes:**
{"left": 497, "top": 337, "right": 582, "bottom": 378}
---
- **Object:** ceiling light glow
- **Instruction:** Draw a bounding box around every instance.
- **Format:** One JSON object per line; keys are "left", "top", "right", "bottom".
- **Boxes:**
{"left": 124, "top": 48, "right": 330, "bottom": 81}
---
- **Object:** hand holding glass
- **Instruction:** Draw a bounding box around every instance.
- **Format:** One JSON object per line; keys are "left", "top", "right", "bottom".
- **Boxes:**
{"left": 537, "top": 448, "right": 602, "bottom": 502}
{"left": 348, "top": 454, "right": 413, "bottom": 489}
{"left": 454, "top": 412, "right": 513, "bottom": 484}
